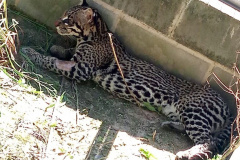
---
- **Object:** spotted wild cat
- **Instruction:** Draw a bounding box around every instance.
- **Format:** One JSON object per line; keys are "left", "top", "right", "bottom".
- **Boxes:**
{"left": 21, "top": 1, "right": 232, "bottom": 159}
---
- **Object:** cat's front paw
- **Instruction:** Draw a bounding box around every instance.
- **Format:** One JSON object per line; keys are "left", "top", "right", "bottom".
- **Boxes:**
{"left": 21, "top": 47, "right": 41, "bottom": 61}
{"left": 175, "top": 144, "right": 213, "bottom": 160}
{"left": 50, "top": 45, "right": 74, "bottom": 60}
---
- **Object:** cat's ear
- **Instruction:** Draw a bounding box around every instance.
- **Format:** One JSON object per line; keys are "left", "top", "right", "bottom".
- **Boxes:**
{"left": 73, "top": 7, "right": 93, "bottom": 26}
{"left": 82, "top": 8, "right": 93, "bottom": 23}
{"left": 82, "top": 0, "right": 88, "bottom": 6}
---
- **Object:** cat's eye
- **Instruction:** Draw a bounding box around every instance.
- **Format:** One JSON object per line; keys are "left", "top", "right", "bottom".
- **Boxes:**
{"left": 82, "top": 7, "right": 88, "bottom": 10}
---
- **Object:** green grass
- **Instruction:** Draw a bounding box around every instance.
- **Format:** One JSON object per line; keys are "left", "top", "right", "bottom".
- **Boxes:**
{"left": 0, "top": 0, "right": 59, "bottom": 98}
{"left": 0, "top": 0, "right": 58, "bottom": 98}
{"left": 209, "top": 154, "right": 222, "bottom": 160}
{"left": 139, "top": 148, "right": 157, "bottom": 160}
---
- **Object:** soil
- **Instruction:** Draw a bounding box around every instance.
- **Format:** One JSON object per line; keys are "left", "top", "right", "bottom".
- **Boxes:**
{"left": 0, "top": 9, "right": 193, "bottom": 160}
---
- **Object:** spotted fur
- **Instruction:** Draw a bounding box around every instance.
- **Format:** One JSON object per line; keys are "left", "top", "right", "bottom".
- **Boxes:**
{"left": 22, "top": 2, "right": 232, "bottom": 160}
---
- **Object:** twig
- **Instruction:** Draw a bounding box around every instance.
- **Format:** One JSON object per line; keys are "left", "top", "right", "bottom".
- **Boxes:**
{"left": 73, "top": 81, "right": 80, "bottom": 125}
{"left": 152, "top": 130, "right": 157, "bottom": 141}
{"left": 208, "top": 50, "right": 240, "bottom": 160}
{"left": 108, "top": 33, "right": 141, "bottom": 107}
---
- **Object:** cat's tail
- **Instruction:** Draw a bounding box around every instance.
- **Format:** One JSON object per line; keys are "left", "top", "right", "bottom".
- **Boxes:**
{"left": 214, "top": 116, "right": 234, "bottom": 153}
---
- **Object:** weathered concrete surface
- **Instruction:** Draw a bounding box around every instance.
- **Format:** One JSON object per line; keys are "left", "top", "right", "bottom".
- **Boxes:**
{"left": 102, "top": 0, "right": 183, "bottom": 34}
{"left": 8, "top": 0, "right": 80, "bottom": 28}
{"left": 115, "top": 18, "right": 212, "bottom": 83}
{"left": 99, "top": 0, "right": 240, "bottom": 68}
{"left": 174, "top": 0, "right": 240, "bottom": 68}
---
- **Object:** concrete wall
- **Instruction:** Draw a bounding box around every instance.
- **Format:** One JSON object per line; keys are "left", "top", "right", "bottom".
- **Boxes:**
{"left": 8, "top": 0, "right": 239, "bottom": 112}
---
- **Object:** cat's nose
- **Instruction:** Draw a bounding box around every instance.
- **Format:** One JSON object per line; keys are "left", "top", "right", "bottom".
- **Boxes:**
{"left": 54, "top": 20, "right": 61, "bottom": 27}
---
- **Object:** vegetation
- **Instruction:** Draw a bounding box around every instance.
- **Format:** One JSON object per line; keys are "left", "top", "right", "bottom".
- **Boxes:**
{"left": 208, "top": 52, "right": 240, "bottom": 159}
{"left": 0, "top": 0, "right": 17, "bottom": 69}
{"left": 139, "top": 148, "right": 158, "bottom": 160}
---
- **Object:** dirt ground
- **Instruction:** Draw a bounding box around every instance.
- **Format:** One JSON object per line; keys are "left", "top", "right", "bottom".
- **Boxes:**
{"left": 0, "top": 8, "right": 194, "bottom": 160}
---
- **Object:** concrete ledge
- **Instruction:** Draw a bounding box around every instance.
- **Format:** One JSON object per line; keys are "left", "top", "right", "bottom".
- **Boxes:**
{"left": 115, "top": 17, "right": 212, "bottom": 83}
{"left": 174, "top": 0, "right": 240, "bottom": 68}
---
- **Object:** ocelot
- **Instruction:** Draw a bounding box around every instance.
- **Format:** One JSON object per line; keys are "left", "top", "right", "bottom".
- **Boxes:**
{"left": 21, "top": 1, "right": 232, "bottom": 159}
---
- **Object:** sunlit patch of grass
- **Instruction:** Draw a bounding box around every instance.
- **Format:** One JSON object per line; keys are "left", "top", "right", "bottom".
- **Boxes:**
{"left": 14, "top": 132, "right": 32, "bottom": 144}
{"left": 139, "top": 148, "right": 158, "bottom": 160}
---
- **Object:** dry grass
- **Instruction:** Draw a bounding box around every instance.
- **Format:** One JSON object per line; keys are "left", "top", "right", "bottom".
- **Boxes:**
{"left": 208, "top": 52, "right": 240, "bottom": 159}
{"left": 0, "top": 0, "right": 18, "bottom": 67}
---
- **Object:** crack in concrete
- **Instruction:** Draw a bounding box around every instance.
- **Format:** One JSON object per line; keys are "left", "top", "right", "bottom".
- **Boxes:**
{"left": 167, "top": 0, "right": 193, "bottom": 38}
